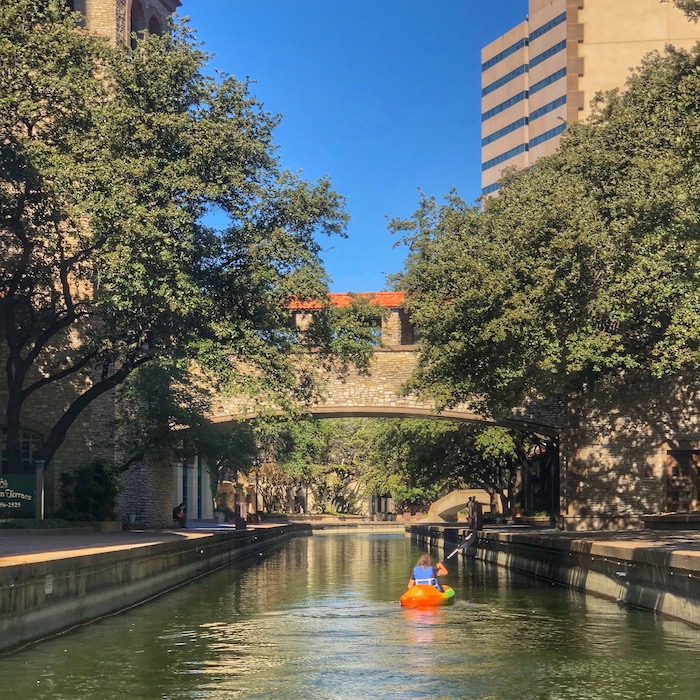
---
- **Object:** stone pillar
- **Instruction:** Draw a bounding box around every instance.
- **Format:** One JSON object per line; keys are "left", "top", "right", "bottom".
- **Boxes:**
{"left": 117, "top": 454, "right": 174, "bottom": 528}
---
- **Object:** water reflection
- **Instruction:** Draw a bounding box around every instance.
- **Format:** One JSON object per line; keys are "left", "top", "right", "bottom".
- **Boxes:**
{"left": 1, "top": 532, "right": 699, "bottom": 700}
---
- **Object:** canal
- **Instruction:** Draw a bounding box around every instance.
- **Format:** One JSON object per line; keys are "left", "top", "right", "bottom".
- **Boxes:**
{"left": 2, "top": 531, "right": 699, "bottom": 699}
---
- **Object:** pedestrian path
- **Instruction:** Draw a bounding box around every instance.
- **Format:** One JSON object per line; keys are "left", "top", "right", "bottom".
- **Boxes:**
{"left": 3, "top": 522, "right": 700, "bottom": 568}
{"left": 0, "top": 528, "right": 223, "bottom": 567}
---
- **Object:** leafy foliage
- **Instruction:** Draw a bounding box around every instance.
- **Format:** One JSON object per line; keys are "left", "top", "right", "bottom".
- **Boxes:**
{"left": 58, "top": 459, "right": 121, "bottom": 521}
{"left": 0, "top": 1, "right": 366, "bottom": 472}
{"left": 360, "top": 418, "right": 543, "bottom": 511}
{"left": 666, "top": 0, "right": 700, "bottom": 21}
{"left": 393, "top": 43, "right": 700, "bottom": 415}
{"left": 253, "top": 418, "right": 367, "bottom": 513}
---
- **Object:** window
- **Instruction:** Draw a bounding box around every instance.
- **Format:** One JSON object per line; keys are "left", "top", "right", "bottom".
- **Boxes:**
{"left": 529, "top": 40, "right": 567, "bottom": 69}
{"left": 529, "top": 13, "right": 567, "bottom": 41}
{"left": 666, "top": 451, "right": 699, "bottom": 512}
{"left": 482, "top": 117, "right": 528, "bottom": 147}
{"left": 530, "top": 68, "right": 567, "bottom": 95}
{"left": 530, "top": 95, "right": 567, "bottom": 122}
{"left": 482, "top": 38, "right": 528, "bottom": 71}
{"left": 482, "top": 143, "right": 528, "bottom": 172}
{"left": 482, "top": 91, "right": 528, "bottom": 122}
{"left": 529, "top": 123, "right": 566, "bottom": 148}
{"left": 1, "top": 428, "right": 43, "bottom": 472}
{"left": 148, "top": 16, "right": 163, "bottom": 35}
{"left": 130, "top": 0, "right": 147, "bottom": 48}
{"left": 482, "top": 65, "right": 528, "bottom": 97}
{"left": 482, "top": 182, "right": 501, "bottom": 196}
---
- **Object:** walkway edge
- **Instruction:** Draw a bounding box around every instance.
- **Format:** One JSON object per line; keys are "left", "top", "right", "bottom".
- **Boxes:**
{"left": 407, "top": 526, "right": 700, "bottom": 628}
{"left": 0, "top": 525, "right": 309, "bottom": 654}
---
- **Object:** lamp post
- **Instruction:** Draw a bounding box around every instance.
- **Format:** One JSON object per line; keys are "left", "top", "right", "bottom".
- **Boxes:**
{"left": 34, "top": 460, "right": 45, "bottom": 521}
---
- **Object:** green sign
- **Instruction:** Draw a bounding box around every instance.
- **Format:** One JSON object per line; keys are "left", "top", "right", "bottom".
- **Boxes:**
{"left": 0, "top": 474, "right": 35, "bottom": 518}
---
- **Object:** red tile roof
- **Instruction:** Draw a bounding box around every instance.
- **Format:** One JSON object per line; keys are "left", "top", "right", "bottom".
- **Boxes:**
{"left": 287, "top": 291, "right": 405, "bottom": 310}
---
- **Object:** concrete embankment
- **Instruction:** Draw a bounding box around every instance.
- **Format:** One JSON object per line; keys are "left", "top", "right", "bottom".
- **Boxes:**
{"left": 0, "top": 524, "right": 309, "bottom": 654}
{"left": 408, "top": 525, "right": 700, "bottom": 627}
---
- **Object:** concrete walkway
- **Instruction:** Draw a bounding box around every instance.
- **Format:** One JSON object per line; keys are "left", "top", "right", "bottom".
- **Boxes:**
{"left": 3, "top": 522, "right": 700, "bottom": 566}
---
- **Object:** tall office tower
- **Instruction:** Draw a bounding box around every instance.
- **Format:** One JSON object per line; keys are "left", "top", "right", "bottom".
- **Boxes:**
{"left": 481, "top": 0, "right": 700, "bottom": 197}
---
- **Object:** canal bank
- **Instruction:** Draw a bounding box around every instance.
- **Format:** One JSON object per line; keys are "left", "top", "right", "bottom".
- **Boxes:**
{"left": 408, "top": 524, "right": 700, "bottom": 627}
{"left": 0, "top": 523, "right": 309, "bottom": 654}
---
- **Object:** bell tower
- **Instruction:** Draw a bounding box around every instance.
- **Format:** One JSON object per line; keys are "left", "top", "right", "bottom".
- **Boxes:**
{"left": 72, "top": 0, "right": 182, "bottom": 44}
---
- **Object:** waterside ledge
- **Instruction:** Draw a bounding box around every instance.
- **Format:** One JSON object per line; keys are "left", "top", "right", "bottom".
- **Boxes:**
{"left": 407, "top": 525, "right": 700, "bottom": 628}
{"left": 0, "top": 524, "right": 309, "bottom": 654}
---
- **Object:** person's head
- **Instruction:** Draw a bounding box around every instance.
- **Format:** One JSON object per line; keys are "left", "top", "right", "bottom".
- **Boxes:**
{"left": 416, "top": 553, "right": 432, "bottom": 568}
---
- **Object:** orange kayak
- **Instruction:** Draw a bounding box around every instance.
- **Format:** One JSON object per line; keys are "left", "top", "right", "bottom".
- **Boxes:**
{"left": 399, "top": 584, "right": 455, "bottom": 607}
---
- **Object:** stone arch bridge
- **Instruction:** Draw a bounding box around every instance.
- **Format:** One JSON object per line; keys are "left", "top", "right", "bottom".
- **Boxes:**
{"left": 209, "top": 293, "right": 562, "bottom": 436}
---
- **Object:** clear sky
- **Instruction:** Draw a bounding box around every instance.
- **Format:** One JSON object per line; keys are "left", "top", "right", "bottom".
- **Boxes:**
{"left": 182, "top": 0, "right": 528, "bottom": 292}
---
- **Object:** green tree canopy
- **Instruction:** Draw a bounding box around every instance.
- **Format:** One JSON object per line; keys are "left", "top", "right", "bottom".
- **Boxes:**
{"left": 1, "top": 1, "right": 369, "bottom": 472}
{"left": 360, "top": 418, "right": 544, "bottom": 511}
{"left": 666, "top": 0, "right": 700, "bottom": 21}
{"left": 393, "top": 43, "right": 700, "bottom": 416}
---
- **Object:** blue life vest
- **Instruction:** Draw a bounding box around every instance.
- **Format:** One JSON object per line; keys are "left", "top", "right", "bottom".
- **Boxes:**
{"left": 412, "top": 565, "right": 438, "bottom": 586}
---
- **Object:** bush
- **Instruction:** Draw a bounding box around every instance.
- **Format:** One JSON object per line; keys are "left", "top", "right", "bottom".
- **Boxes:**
{"left": 58, "top": 460, "right": 121, "bottom": 522}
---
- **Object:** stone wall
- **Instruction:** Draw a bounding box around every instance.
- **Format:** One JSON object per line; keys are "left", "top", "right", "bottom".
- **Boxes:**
{"left": 0, "top": 525, "right": 308, "bottom": 653}
{"left": 75, "top": 1, "right": 181, "bottom": 44}
{"left": 211, "top": 347, "right": 562, "bottom": 435}
{"left": 563, "top": 376, "right": 700, "bottom": 530}
{"left": 117, "top": 453, "right": 175, "bottom": 528}
{"left": 408, "top": 525, "right": 700, "bottom": 627}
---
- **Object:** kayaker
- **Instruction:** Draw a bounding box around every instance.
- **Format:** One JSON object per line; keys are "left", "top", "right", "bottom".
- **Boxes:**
{"left": 407, "top": 554, "right": 447, "bottom": 592}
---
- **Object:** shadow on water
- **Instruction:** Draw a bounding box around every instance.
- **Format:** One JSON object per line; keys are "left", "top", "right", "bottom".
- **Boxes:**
{"left": 1, "top": 532, "right": 699, "bottom": 700}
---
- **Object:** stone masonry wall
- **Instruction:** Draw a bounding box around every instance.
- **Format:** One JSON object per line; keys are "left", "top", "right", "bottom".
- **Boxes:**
{"left": 117, "top": 454, "right": 174, "bottom": 528}
{"left": 76, "top": 1, "right": 181, "bottom": 44}
{"left": 211, "top": 347, "right": 563, "bottom": 434}
{"left": 563, "top": 375, "right": 700, "bottom": 530}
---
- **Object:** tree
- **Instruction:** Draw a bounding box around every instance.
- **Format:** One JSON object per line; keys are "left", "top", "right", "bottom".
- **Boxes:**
{"left": 361, "top": 419, "right": 460, "bottom": 510}
{"left": 1, "top": 1, "right": 363, "bottom": 474}
{"left": 360, "top": 418, "right": 547, "bottom": 513}
{"left": 252, "top": 417, "right": 368, "bottom": 514}
{"left": 393, "top": 43, "right": 700, "bottom": 417}
{"left": 666, "top": 0, "right": 700, "bottom": 21}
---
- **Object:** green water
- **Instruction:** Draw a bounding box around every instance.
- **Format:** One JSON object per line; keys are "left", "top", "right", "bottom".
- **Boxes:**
{"left": 2, "top": 532, "right": 699, "bottom": 699}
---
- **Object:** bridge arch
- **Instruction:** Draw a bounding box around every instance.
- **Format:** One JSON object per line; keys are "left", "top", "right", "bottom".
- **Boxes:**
{"left": 210, "top": 404, "right": 558, "bottom": 437}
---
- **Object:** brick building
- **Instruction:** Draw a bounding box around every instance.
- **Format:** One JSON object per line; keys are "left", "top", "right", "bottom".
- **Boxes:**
{"left": 70, "top": 0, "right": 180, "bottom": 43}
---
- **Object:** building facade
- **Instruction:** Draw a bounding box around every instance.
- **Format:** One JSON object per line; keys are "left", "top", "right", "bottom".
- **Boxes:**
{"left": 481, "top": 0, "right": 700, "bottom": 196}
{"left": 70, "top": 0, "right": 181, "bottom": 43}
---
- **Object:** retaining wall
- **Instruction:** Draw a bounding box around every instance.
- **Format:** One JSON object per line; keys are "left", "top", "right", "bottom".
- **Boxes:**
{"left": 0, "top": 525, "right": 309, "bottom": 654}
{"left": 408, "top": 525, "right": 700, "bottom": 627}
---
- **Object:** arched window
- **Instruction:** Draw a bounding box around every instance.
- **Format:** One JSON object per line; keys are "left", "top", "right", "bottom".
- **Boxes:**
{"left": 148, "top": 16, "right": 162, "bottom": 36}
{"left": 130, "top": 0, "right": 147, "bottom": 47}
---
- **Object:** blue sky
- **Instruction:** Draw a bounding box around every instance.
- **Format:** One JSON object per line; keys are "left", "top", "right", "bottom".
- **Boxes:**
{"left": 183, "top": 1, "right": 528, "bottom": 292}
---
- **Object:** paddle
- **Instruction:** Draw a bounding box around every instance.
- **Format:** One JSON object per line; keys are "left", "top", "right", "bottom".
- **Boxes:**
{"left": 440, "top": 530, "right": 477, "bottom": 564}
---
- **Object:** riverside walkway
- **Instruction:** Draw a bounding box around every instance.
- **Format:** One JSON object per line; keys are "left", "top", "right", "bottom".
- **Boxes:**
{"left": 2, "top": 521, "right": 700, "bottom": 569}
{"left": 3, "top": 521, "right": 700, "bottom": 562}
